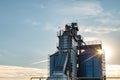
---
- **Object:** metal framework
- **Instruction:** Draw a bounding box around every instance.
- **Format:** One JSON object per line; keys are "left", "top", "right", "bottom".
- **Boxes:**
{"left": 31, "top": 23, "right": 108, "bottom": 80}
{"left": 30, "top": 77, "right": 120, "bottom": 80}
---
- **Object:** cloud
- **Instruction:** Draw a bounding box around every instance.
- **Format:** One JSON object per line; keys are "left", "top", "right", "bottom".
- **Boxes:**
{"left": 83, "top": 37, "right": 99, "bottom": 41}
{"left": 24, "top": 1, "right": 120, "bottom": 34}
{"left": 77, "top": 10, "right": 120, "bottom": 34}
{"left": 33, "top": 3, "right": 46, "bottom": 9}
{"left": 95, "top": 18, "right": 120, "bottom": 26}
{"left": 56, "top": 1, "right": 103, "bottom": 16}
{"left": 30, "top": 59, "right": 48, "bottom": 65}
{"left": 0, "top": 48, "right": 15, "bottom": 57}
{"left": 79, "top": 25, "right": 120, "bottom": 34}
{"left": 43, "top": 23, "right": 58, "bottom": 32}
{"left": 0, "top": 65, "right": 48, "bottom": 80}
{"left": 25, "top": 19, "right": 41, "bottom": 26}
{"left": 37, "top": 4, "right": 46, "bottom": 9}
{"left": 106, "top": 65, "right": 120, "bottom": 77}
{"left": 46, "top": 1, "right": 119, "bottom": 34}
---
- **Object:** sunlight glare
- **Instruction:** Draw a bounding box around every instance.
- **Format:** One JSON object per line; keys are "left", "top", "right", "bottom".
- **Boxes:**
{"left": 97, "top": 49, "right": 103, "bottom": 55}
{"left": 103, "top": 46, "right": 112, "bottom": 60}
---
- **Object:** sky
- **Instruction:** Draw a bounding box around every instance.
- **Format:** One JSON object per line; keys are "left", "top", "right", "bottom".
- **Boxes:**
{"left": 0, "top": 0, "right": 120, "bottom": 75}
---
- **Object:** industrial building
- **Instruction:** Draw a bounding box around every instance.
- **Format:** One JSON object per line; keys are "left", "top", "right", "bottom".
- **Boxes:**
{"left": 48, "top": 23, "right": 106, "bottom": 80}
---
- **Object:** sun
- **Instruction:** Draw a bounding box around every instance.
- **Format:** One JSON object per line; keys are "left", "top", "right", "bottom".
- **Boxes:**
{"left": 103, "top": 46, "right": 112, "bottom": 60}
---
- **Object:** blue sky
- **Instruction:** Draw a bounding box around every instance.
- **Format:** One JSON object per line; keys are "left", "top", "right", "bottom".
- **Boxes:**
{"left": 0, "top": 0, "right": 120, "bottom": 68}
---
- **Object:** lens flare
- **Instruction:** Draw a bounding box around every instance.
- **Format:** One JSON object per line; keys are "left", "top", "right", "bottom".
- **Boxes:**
{"left": 97, "top": 49, "right": 103, "bottom": 55}
{"left": 103, "top": 46, "right": 112, "bottom": 60}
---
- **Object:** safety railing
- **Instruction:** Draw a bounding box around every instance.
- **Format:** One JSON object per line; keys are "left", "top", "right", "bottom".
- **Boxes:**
{"left": 30, "top": 76, "right": 120, "bottom": 80}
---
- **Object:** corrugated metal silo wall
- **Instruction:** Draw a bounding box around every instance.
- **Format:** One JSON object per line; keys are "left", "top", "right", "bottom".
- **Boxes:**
{"left": 50, "top": 54, "right": 55, "bottom": 76}
{"left": 78, "top": 49, "right": 103, "bottom": 80}
{"left": 50, "top": 52, "right": 67, "bottom": 76}
{"left": 71, "top": 49, "right": 77, "bottom": 80}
